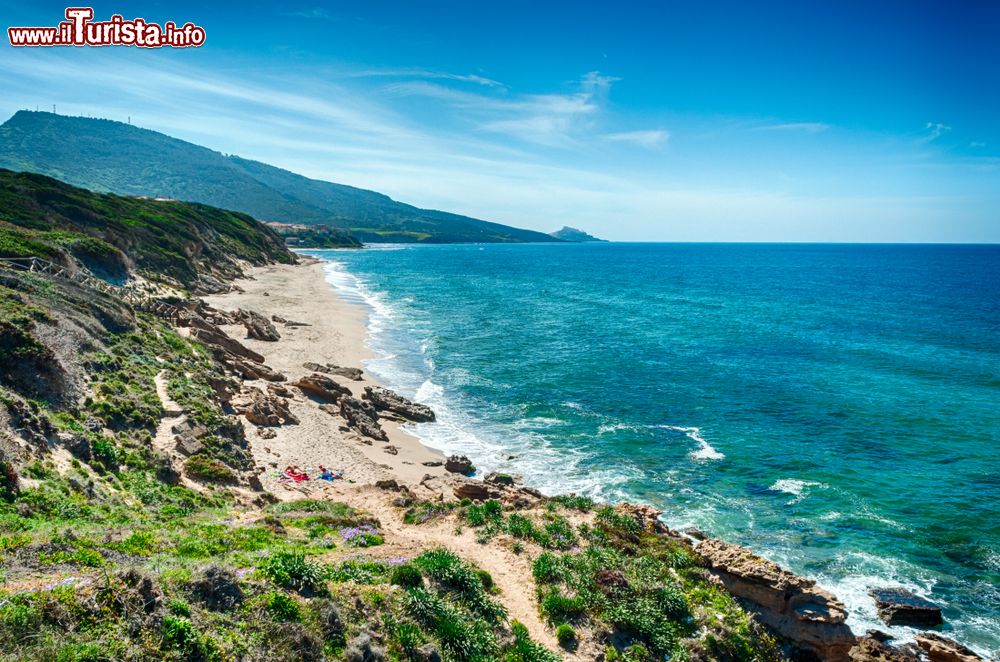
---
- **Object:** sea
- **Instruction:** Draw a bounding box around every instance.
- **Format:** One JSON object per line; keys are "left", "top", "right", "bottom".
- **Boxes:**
{"left": 306, "top": 243, "right": 1000, "bottom": 655}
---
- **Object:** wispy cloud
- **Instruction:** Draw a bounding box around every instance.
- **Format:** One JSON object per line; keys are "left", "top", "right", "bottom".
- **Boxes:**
{"left": 754, "top": 122, "right": 830, "bottom": 133}
{"left": 605, "top": 129, "right": 670, "bottom": 148}
{"left": 970, "top": 141, "right": 986, "bottom": 148}
{"left": 283, "top": 8, "right": 334, "bottom": 20}
{"left": 921, "top": 121, "right": 952, "bottom": 142}
{"left": 349, "top": 68, "right": 504, "bottom": 88}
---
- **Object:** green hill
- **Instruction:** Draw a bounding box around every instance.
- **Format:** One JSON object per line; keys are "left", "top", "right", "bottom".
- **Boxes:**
{"left": 0, "top": 111, "right": 560, "bottom": 244}
{"left": 0, "top": 168, "right": 293, "bottom": 292}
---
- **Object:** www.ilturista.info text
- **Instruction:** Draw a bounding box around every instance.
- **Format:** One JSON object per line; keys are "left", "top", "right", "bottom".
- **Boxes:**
{"left": 7, "top": 7, "right": 206, "bottom": 48}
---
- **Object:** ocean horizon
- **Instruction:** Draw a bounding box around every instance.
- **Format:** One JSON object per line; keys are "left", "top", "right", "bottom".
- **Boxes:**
{"left": 308, "top": 242, "right": 1000, "bottom": 656}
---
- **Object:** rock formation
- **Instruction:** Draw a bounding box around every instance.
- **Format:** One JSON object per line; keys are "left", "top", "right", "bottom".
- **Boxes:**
{"left": 870, "top": 587, "right": 943, "bottom": 627}
{"left": 238, "top": 308, "right": 281, "bottom": 341}
{"left": 233, "top": 387, "right": 298, "bottom": 426}
{"left": 697, "top": 538, "right": 857, "bottom": 661}
{"left": 362, "top": 385, "right": 435, "bottom": 422}
{"left": 302, "top": 362, "right": 364, "bottom": 381}
{"left": 916, "top": 633, "right": 990, "bottom": 662}
{"left": 338, "top": 396, "right": 387, "bottom": 441}
{"left": 444, "top": 455, "right": 474, "bottom": 475}
{"left": 292, "top": 374, "right": 351, "bottom": 403}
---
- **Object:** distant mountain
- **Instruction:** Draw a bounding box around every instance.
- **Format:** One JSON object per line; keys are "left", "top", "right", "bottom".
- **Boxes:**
{"left": 0, "top": 111, "right": 560, "bottom": 244}
{"left": 549, "top": 226, "right": 607, "bottom": 242}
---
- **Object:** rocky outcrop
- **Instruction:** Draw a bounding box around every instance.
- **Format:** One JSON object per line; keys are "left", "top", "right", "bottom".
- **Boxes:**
{"left": 849, "top": 636, "right": 920, "bottom": 662}
{"left": 238, "top": 309, "right": 280, "bottom": 341}
{"left": 273, "top": 314, "right": 311, "bottom": 327}
{"left": 292, "top": 374, "right": 351, "bottom": 403}
{"left": 452, "top": 479, "right": 499, "bottom": 502}
{"left": 233, "top": 387, "right": 298, "bottom": 426}
{"left": 339, "top": 397, "right": 387, "bottom": 441}
{"left": 363, "top": 386, "right": 435, "bottom": 422}
{"left": 216, "top": 352, "right": 285, "bottom": 382}
{"left": 302, "top": 362, "right": 363, "bottom": 381}
{"left": 697, "top": 539, "right": 856, "bottom": 661}
{"left": 916, "top": 633, "right": 990, "bottom": 662}
{"left": 484, "top": 472, "right": 519, "bottom": 486}
{"left": 192, "top": 327, "right": 265, "bottom": 363}
{"left": 870, "top": 588, "right": 943, "bottom": 628}
{"left": 444, "top": 455, "right": 474, "bottom": 475}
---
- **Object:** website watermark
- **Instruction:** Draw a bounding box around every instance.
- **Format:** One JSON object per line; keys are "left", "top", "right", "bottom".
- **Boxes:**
{"left": 8, "top": 7, "right": 206, "bottom": 48}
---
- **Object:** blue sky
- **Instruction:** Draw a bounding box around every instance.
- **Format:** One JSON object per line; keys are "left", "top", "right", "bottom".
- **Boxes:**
{"left": 1, "top": 0, "right": 998, "bottom": 241}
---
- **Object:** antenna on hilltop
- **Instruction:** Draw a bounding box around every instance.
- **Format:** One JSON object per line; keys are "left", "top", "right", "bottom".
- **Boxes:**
{"left": 128, "top": 116, "right": 131, "bottom": 125}
{"left": 52, "top": 104, "right": 56, "bottom": 114}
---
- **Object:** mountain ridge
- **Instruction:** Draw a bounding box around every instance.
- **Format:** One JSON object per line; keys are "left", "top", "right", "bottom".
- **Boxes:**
{"left": 0, "top": 111, "right": 561, "bottom": 244}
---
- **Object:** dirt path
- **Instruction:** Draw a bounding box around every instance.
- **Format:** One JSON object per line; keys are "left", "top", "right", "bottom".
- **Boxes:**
{"left": 152, "top": 370, "right": 185, "bottom": 459}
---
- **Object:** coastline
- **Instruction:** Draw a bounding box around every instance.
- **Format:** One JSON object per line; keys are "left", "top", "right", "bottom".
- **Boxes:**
{"left": 202, "top": 257, "right": 988, "bottom": 662}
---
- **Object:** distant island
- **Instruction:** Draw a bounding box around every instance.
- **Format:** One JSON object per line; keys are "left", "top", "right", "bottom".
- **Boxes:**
{"left": 548, "top": 226, "right": 608, "bottom": 242}
{"left": 0, "top": 111, "right": 561, "bottom": 245}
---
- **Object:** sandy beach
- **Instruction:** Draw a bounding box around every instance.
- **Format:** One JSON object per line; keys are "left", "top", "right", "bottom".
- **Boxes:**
{"left": 203, "top": 257, "right": 448, "bottom": 494}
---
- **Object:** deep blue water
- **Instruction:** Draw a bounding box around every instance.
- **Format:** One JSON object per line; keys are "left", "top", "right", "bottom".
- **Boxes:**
{"left": 309, "top": 243, "right": 1000, "bottom": 654}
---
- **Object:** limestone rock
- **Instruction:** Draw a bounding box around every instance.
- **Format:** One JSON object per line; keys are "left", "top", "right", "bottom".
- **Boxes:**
{"left": 273, "top": 314, "right": 311, "bottom": 327}
{"left": 916, "top": 633, "right": 989, "bottom": 662}
{"left": 234, "top": 387, "right": 298, "bottom": 426}
{"left": 192, "top": 327, "right": 265, "bottom": 363}
{"left": 302, "top": 362, "right": 363, "bottom": 380}
{"left": 697, "top": 538, "right": 856, "bottom": 661}
{"left": 452, "top": 480, "right": 499, "bottom": 502}
{"left": 445, "top": 455, "right": 475, "bottom": 475}
{"left": 339, "top": 396, "right": 387, "bottom": 441}
{"left": 238, "top": 308, "right": 280, "bottom": 341}
{"left": 293, "top": 373, "right": 351, "bottom": 403}
{"left": 849, "top": 636, "right": 920, "bottom": 662}
{"left": 363, "top": 386, "right": 435, "bottom": 422}
{"left": 870, "top": 588, "right": 943, "bottom": 628}
{"left": 484, "top": 472, "right": 519, "bottom": 486}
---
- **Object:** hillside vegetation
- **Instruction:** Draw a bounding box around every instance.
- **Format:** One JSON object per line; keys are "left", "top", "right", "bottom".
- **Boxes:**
{"left": 0, "top": 111, "right": 560, "bottom": 245}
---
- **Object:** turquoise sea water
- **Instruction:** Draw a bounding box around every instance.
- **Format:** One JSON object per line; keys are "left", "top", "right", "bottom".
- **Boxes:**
{"left": 309, "top": 243, "right": 1000, "bottom": 654}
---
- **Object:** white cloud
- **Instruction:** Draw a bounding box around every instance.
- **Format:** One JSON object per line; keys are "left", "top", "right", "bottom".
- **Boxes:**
{"left": 605, "top": 129, "right": 670, "bottom": 148}
{"left": 349, "top": 68, "right": 504, "bottom": 88}
{"left": 922, "top": 122, "right": 952, "bottom": 142}
{"left": 754, "top": 122, "right": 830, "bottom": 133}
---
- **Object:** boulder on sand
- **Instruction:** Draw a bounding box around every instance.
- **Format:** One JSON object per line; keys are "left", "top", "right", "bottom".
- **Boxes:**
{"left": 238, "top": 309, "right": 280, "bottom": 341}
{"left": 363, "top": 386, "right": 435, "bottom": 422}
{"left": 293, "top": 374, "right": 351, "bottom": 403}
{"left": 339, "top": 396, "right": 387, "bottom": 441}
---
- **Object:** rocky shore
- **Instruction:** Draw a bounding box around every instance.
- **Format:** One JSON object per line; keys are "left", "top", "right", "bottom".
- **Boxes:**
{"left": 1, "top": 237, "right": 991, "bottom": 660}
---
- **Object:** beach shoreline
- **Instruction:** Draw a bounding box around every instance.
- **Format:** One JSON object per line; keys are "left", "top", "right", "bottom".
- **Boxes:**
{"left": 203, "top": 257, "right": 448, "bottom": 493}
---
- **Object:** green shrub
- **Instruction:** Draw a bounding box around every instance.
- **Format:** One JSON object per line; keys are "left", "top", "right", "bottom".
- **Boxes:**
{"left": 555, "top": 623, "right": 576, "bottom": 648}
{"left": 263, "top": 590, "right": 301, "bottom": 622}
{"left": 540, "top": 590, "right": 586, "bottom": 624}
{"left": 503, "top": 621, "right": 562, "bottom": 662}
{"left": 161, "top": 615, "right": 198, "bottom": 652}
{"left": 257, "top": 550, "right": 328, "bottom": 593}
{"left": 167, "top": 599, "right": 191, "bottom": 616}
{"left": 390, "top": 563, "right": 424, "bottom": 588}
{"left": 183, "top": 455, "right": 235, "bottom": 483}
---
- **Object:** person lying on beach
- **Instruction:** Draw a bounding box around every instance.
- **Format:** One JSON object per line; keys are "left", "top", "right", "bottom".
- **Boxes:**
{"left": 283, "top": 465, "right": 310, "bottom": 481}
{"left": 317, "top": 465, "right": 343, "bottom": 481}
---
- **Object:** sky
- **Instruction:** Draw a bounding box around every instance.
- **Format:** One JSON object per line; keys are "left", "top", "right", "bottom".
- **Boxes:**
{"left": 0, "top": 0, "right": 998, "bottom": 241}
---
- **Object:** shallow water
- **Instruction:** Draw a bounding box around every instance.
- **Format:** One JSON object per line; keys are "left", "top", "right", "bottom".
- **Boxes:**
{"left": 308, "top": 243, "right": 1000, "bottom": 655}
